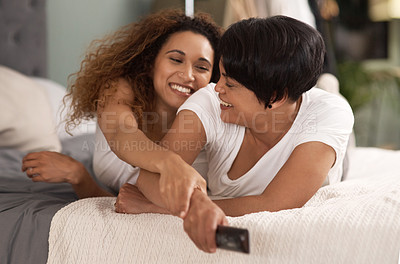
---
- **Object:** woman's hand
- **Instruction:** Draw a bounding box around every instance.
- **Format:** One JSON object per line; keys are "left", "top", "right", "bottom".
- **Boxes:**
{"left": 21, "top": 151, "right": 87, "bottom": 184}
{"left": 158, "top": 155, "right": 207, "bottom": 218}
{"left": 22, "top": 151, "right": 113, "bottom": 198}
{"left": 115, "top": 183, "right": 170, "bottom": 214}
{"left": 183, "top": 189, "right": 228, "bottom": 253}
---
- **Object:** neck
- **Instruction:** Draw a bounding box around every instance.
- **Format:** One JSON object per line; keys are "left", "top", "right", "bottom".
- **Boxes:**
{"left": 249, "top": 97, "right": 301, "bottom": 148}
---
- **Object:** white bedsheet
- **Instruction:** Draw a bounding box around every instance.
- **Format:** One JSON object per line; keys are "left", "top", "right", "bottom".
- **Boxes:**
{"left": 346, "top": 147, "right": 400, "bottom": 181}
{"left": 47, "top": 147, "right": 400, "bottom": 264}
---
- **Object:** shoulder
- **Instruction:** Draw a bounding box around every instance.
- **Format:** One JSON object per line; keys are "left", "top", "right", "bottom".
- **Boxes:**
{"left": 189, "top": 83, "right": 217, "bottom": 101}
{"left": 112, "top": 78, "right": 134, "bottom": 98}
{"left": 298, "top": 88, "right": 354, "bottom": 133}
{"left": 305, "top": 88, "right": 352, "bottom": 111}
{"left": 115, "top": 77, "right": 132, "bottom": 91}
{"left": 178, "top": 83, "right": 219, "bottom": 114}
{"left": 304, "top": 88, "right": 353, "bottom": 121}
{"left": 178, "top": 83, "right": 223, "bottom": 143}
{"left": 100, "top": 77, "right": 134, "bottom": 104}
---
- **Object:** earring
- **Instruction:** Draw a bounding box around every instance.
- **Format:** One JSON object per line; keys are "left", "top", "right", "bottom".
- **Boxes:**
{"left": 267, "top": 104, "right": 272, "bottom": 109}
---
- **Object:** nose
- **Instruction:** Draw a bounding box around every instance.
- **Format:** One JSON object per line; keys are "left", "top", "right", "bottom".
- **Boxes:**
{"left": 214, "top": 79, "right": 225, "bottom": 93}
{"left": 179, "top": 66, "right": 195, "bottom": 82}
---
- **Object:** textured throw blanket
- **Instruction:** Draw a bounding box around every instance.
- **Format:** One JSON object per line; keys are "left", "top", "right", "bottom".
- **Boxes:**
{"left": 47, "top": 170, "right": 400, "bottom": 264}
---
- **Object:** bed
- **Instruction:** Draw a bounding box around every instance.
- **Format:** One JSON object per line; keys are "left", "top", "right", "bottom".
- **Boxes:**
{"left": 1, "top": 110, "right": 399, "bottom": 264}
{"left": 46, "top": 146, "right": 400, "bottom": 264}
{"left": 1, "top": 65, "right": 400, "bottom": 264}
{"left": 1, "top": 1, "right": 400, "bottom": 264}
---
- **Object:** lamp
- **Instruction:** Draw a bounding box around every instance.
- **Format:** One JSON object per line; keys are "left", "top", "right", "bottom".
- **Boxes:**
{"left": 369, "top": 0, "right": 400, "bottom": 21}
{"left": 368, "top": 0, "right": 400, "bottom": 67}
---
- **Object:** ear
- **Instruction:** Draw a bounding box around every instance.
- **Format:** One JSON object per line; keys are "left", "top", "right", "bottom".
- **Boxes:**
{"left": 268, "top": 90, "right": 289, "bottom": 109}
{"left": 268, "top": 97, "right": 287, "bottom": 109}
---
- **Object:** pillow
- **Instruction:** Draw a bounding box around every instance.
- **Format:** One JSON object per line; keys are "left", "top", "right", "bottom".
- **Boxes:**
{"left": 31, "top": 77, "right": 97, "bottom": 140}
{"left": 0, "top": 66, "right": 61, "bottom": 152}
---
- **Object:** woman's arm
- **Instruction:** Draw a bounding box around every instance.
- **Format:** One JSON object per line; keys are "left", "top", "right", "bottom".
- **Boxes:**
{"left": 134, "top": 109, "right": 207, "bottom": 216}
{"left": 178, "top": 141, "right": 335, "bottom": 253}
{"left": 22, "top": 151, "right": 113, "bottom": 198}
{"left": 214, "top": 141, "right": 336, "bottom": 215}
{"left": 135, "top": 140, "right": 335, "bottom": 215}
{"left": 97, "top": 78, "right": 180, "bottom": 174}
{"left": 114, "top": 109, "right": 207, "bottom": 216}
{"left": 99, "top": 80, "right": 207, "bottom": 216}
{"left": 127, "top": 141, "right": 334, "bottom": 253}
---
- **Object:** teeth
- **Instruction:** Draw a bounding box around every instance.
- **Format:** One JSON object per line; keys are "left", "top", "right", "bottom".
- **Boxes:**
{"left": 171, "top": 84, "right": 191, "bottom": 94}
{"left": 219, "top": 97, "right": 233, "bottom": 107}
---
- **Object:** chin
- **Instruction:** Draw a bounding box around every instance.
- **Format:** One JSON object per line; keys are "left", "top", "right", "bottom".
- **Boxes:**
{"left": 169, "top": 100, "right": 186, "bottom": 110}
{"left": 220, "top": 113, "right": 234, "bottom": 124}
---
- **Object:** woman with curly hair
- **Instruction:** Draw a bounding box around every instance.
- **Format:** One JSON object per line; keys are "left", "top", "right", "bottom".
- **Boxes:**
{"left": 21, "top": 9, "right": 222, "bottom": 203}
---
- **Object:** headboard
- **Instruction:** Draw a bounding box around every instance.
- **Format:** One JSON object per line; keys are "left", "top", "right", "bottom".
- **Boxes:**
{"left": 0, "top": 0, "right": 47, "bottom": 77}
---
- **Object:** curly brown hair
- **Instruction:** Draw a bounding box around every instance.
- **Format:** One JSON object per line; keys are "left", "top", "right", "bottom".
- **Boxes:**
{"left": 65, "top": 9, "right": 222, "bottom": 132}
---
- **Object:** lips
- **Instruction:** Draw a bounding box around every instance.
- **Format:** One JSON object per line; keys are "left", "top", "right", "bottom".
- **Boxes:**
{"left": 170, "top": 83, "right": 194, "bottom": 96}
{"left": 219, "top": 97, "right": 233, "bottom": 107}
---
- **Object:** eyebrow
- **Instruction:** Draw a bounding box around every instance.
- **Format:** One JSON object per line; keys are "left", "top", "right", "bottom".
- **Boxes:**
{"left": 166, "top": 49, "right": 212, "bottom": 67}
{"left": 166, "top": 49, "right": 185, "bottom": 56}
{"left": 222, "top": 73, "right": 235, "bottom": 83}
{"left": 222, "top": 73, "right": 230, "bottom": 79}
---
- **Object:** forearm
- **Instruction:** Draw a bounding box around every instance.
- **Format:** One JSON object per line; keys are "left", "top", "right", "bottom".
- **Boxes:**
{"left": 213, "top": 193, "right": 309, "bottom": 217}
{"left": 212, "top": 144, "right": 332, "bottom": 216}
{"left": 212, "top": 196, "right": 270, "bottom": 217}
{"left": 70, "top": 164, "right": 114, "bottom": 199}
{"left": 98, "top": 101, "right": 180, "bottom": 175}
{"left": 104, "top": 125, "right": 183, "bottom": 174}
{"left": 135, "top": 169, "right": 166, "bottom": 208}
{"left": 136, "top": 170, "right": 304, "bottom": 217}
{"left": 135, "top": 156, "right": 208, "bottom": 217}
{"left": 137, "top": 178, "right": 278, "bottom": 217}
{"left": 107, "top": 109, "right": 206, "bottom": 175}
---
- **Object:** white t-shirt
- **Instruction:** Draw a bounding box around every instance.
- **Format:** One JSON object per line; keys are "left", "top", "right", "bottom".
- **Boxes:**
{"left": 178, "top": 83, "right": 354, "bottom": 198}
{"left": 93, "top": 123, "right": 209, "bottom": 193}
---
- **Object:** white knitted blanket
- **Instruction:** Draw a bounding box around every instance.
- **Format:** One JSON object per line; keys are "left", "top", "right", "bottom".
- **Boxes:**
{"left": 47, "top": 148, "right": 400, "bottom": 264}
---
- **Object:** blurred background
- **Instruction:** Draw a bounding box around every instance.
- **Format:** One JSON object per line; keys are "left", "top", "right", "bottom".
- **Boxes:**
{"left": 1, "top": 0, "right": 399, "bottom": 149}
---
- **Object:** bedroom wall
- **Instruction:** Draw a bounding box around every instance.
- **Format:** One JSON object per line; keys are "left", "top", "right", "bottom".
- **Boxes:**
{"left": 46, "top": 0, "right": 153, "bottom": 88}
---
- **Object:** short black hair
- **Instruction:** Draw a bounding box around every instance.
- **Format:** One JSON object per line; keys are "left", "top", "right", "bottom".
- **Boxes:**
{"left": 219, "top": 15, "right": 325, "bottom": 107}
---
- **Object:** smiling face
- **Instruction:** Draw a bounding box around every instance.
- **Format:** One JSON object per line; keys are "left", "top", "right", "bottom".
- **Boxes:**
{"left": 215, "top": 61, "right": 268, "bottom": 127}
{"left": 152, "top": 31, "right": 214, "bottom": 113}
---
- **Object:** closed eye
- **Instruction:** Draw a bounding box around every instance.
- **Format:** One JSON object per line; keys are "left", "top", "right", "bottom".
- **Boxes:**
{"left": 170, "top": 58, "right": 182, "bottom": 63}
{"left": 196, "top": 65, "right": 210, "bottom": 72}
{"left": 221, "top": 73, "right": 235, "bottom": 88}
